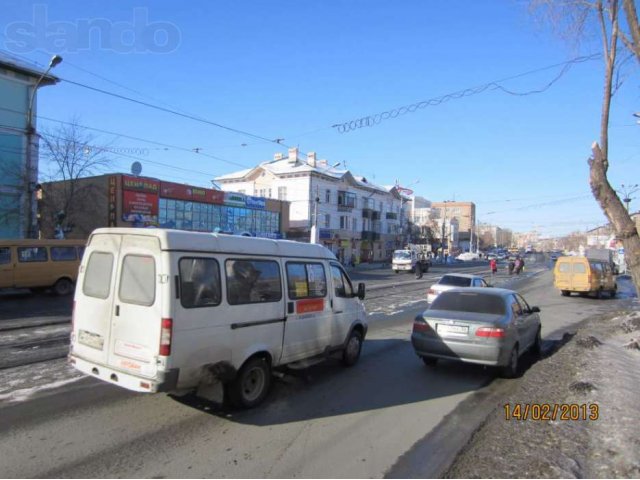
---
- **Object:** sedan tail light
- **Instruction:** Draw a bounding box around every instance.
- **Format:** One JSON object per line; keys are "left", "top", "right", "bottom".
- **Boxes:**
{"left": 413, "top": 315, "right": 432, "bottom": 333}
{"left": 475, "top": 327, "right": 505, "bottom": 338}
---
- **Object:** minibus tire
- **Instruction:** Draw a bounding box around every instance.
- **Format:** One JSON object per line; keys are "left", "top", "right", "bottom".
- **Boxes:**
{"left": 228, "top": 357, "right": 271, "bottom": 409}
{"left": 342, "top": 329, "right": 363, "bottom": 367}
{"left": 53, "top": 278, "right": 73, "bottom": 296}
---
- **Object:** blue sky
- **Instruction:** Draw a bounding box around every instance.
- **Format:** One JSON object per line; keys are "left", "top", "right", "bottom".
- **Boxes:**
{"left": 2, "top": 0, "right": 638, "bottom": 236}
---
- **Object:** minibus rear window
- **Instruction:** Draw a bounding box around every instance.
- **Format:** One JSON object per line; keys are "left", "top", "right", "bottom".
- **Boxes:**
{"left": 179, "top": 257, "right": 221, "bottom": 308}
{"left": 119, "top": 255, "right": 156, "bottom": 306}
{"left": 558, "top": 263, "right": 570, "bottom": 273}
{"left": 51, "top": 246, "right": 78, "bottom": 261}
{"left": 573, "top": 263, "right": 586, "bottom": 274}
{"left": 83, "top": 252, "right": 114, "bottom": 299}
{"left": 225, "top": 259, "right": 282, "bottom": 305}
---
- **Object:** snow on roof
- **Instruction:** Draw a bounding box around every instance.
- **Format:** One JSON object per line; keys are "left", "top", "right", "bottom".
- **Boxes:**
{"left": 214, "top": 168, "right": 254, "bottom": 181}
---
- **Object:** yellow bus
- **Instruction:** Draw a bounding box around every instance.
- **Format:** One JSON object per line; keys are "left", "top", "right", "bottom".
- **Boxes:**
{"left": 0, "top": 239, "right": 86, "bottom": 295}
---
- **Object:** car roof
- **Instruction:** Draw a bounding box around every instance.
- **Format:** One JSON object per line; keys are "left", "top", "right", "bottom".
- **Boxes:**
{"left": 440, "top": 273, "right": 482, "bottom": 279}
{"left": 441, "top": 287, "right": 515, "bottom": 296}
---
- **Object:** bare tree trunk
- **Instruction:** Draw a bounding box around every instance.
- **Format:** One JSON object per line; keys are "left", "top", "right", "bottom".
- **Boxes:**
{"left": 589, "top": 0, "right": 640, "bottom": 295}
{"left": 590, "top": 144, "right": 640, "bottom": 294}
{"left": 622, "top": 0, "right": 640, "bottom": 61}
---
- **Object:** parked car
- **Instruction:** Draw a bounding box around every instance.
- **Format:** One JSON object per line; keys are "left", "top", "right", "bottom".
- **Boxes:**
{"left": 411, "top": 288, "right": 542, "bottom": 377}
{"left": 427, "top": 273, "right": 490, "bottom": 304}
{"left": 553, "top": 256, "right": 616, "bottom": 298}
{"left": 456, "top": 252, "right": 480, "bottom": 262}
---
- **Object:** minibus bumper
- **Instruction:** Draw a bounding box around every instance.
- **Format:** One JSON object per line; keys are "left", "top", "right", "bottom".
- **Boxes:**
{"left": 69, "top": 355, "right": 179, "bottom": 393}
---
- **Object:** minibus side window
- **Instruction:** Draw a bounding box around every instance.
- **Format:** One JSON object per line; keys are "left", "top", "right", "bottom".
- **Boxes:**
{"left": 119, "top": 255, "right": 156, "bottom": 306}
{"left": 179, "top": 257, "right": 221, "bottom": 308}
{"left": 51, "top": 246, "right": 78, "bottom": 261}
{"left": 18, "top": 247, "right": 48, "bottom": 262}
{"left": 0, "top": 248, "right": 10, "bottom": 264}
{"left": 330, "top": 264, "right": 354, "bottom": 298}
{"left": 286, "top": 262, "right": 327, "bottom": 299}
{"left": 225, "top": 259, "right": 282, "bottom": 305}
{"left": 83, "top": 252, "right": 114, "bottom": 299}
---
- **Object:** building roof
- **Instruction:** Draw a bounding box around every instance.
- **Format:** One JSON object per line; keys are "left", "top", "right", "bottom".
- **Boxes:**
{"left": 0, "top": 53, "right": 59, "bottom": 85}
{"left": 215, "top": 151, "right": 397, "bottom": 196}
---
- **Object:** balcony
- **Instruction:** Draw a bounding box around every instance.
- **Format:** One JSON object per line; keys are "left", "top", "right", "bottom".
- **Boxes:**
{"left": 386, "top": 212, "right": 398, "bottom": 220}
{"left": 361, "top": 230, "right": 380, "bottom": 241}
{"left": 362, "top": 208, "right": 373, "bottom": 219}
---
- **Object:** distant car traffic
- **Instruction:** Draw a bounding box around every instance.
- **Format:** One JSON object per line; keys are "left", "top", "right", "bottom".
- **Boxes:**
{"left": 411, "top": 288, "right": 542, "bottom": 378}
{"left": 456, "top": 252, "right": 480, "bottom": 262}
{"left": 427, "top": 273, "right": 490, "bottom": 303}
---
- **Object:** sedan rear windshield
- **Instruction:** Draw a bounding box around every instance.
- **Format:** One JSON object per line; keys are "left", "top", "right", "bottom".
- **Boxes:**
{"left": 431, "top": 292, "right": 506, "bottom": 315}
{"left": 438, "top": 275, "right": 472, "bottom": 287}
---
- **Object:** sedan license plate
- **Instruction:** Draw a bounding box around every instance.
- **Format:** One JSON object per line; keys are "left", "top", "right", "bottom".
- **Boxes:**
{"left": 437, "top": 324, "right": 469, "bottom": 335}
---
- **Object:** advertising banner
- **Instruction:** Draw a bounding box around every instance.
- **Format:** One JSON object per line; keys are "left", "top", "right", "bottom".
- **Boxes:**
{"left": 122, "top": 190, "right": 158, "bottom": 222}
{"left": 246, "top": 195, "right": 266, "bottom": 210}
{"left": 108, "top": 176, "right": 118, "bottom": 227}
{"left": 224, "top": 191, "right": 246, "bottom": 207}
{"left": 161, "top": 181, "right": 225, "bottom": 205}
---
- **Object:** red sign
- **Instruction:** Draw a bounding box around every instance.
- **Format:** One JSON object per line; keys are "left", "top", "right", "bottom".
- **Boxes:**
{"left": 296, "top": 298, "right": 325, "bottom": 314}
{"left": 108, "top": 176, "right": 118, "bottom": 227}
{"left": 122, "top": 175, "right": 160, "bottom": 193}
{"left": 160, "top": 181, "right": 225, "bottom": 205}
{"left": 207, "top": 189, "right": 225, "bottom": 204}
{"left": 123, "top": 190, "right": 158, "bottom": 219}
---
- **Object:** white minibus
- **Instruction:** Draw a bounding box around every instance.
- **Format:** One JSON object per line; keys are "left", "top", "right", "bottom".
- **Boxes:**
{"left": 69, "top": 228, "right": 367, "bottom": 408}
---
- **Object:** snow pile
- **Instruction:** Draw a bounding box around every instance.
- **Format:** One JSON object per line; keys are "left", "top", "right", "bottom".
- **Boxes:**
{"left": 445, "top": 309, "right": 640, "bottom": 478}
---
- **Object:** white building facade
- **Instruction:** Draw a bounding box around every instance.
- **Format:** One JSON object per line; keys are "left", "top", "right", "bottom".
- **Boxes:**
{"left": 215, "top": 148, "right": 405, "bottom": 263}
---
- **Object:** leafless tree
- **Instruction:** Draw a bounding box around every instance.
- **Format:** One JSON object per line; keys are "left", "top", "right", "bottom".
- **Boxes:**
{"left": 531, "top": 0, "right": 640, "bottom": 294}
{"left": 39, "top": 119, "right": 113, "bottom": 237}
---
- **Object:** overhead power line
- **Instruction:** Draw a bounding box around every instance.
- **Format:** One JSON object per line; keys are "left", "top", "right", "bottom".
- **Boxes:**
{"left": 332, "top": 53, "right": 602, "bottom": 133}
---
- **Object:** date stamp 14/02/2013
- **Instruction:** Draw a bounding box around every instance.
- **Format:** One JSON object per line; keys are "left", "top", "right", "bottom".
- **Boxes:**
{"left": 504, "top": 403, "right": 599, "bottom": 421}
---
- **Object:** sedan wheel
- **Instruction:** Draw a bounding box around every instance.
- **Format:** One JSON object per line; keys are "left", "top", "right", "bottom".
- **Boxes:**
{"left": 500, "top": 346, "right": 519, "bottom": 378}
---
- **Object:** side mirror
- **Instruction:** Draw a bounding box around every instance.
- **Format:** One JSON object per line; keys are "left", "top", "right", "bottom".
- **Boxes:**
{"left": 357, "top": 282, "right": 366, "bottom": 300}
{"left": 531, "top": 306, "right": 541, "bottom": 313}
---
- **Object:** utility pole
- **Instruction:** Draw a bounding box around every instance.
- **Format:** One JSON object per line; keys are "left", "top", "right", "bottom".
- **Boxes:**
{"left": 25, "top": 55, "right": 62, "bottom": 238}
{"left": 310, "top": 185, "right": 320, "bottom": 244}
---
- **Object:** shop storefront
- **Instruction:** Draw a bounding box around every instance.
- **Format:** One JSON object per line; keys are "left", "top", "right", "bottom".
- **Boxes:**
{"left": 40, "top": 174, "right": 288, "bottom": 240}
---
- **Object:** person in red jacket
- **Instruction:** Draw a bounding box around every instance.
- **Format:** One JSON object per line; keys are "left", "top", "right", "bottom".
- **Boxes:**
{"left": 489, "top": 258, "right": 498, "bottom": 276}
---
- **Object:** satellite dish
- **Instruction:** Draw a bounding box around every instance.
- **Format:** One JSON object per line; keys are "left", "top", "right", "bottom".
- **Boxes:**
{"left": 131, "top": 161, "right": 142, "bottom": 176}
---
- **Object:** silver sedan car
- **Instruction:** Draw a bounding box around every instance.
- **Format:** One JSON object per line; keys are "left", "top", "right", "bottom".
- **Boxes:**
{"left": 411, "top": 288, "right": 541, "bottom": 377}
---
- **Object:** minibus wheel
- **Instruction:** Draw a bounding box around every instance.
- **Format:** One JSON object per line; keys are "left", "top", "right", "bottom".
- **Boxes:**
{"left": 228, "top": 356, "right": 271, "bottom": 409}
{"left": 342, "top": 329, "right": 363, "bottom": 367}
{"left": 53, "top": 278, "right": 73, "bottom": 296}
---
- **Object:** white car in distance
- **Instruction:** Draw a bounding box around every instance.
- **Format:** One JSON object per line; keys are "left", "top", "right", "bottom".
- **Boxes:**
{"left": 427, "top": 273, "right": 491, "bottom": 304}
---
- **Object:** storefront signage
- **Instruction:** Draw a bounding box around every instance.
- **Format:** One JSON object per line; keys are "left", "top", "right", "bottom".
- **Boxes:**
{"left": 224, "top": 192, "right": 246, "bottom": 207}
{"left": 108, "top": 176, "right": 118, "bottom": 227}
{"left": 246, "top": 196, "right": 266, "bottom": 210}
{"left": 160, "top": 181, "right": 224, "bottom": 204}
{"left": 207, "top": 190, "right": 225, "bottom": 204}
{"left": 122, "top": 190, "right": 158, "bottom": 222}
{"left": 122, "top": 175, "right": 159, "bottom": 193}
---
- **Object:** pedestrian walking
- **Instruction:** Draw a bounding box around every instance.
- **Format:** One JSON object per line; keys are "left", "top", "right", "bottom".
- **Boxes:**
{"left": 489, "top": 258, "right": 497, "bottom": 275}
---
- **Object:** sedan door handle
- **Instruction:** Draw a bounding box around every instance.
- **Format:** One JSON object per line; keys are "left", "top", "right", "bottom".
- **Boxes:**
{"left": 335, "top": 310, "right": 343, "bottom": 314}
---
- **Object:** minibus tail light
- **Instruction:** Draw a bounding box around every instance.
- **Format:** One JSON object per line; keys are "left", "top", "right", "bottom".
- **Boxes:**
{"left": 159, "top": 318, "right": 173, "bottom": 356}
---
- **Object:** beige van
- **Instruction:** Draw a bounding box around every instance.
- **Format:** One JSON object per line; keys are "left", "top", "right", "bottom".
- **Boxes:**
{"left": 553, "top": 256, "right": 616, "bottom": 298}
{"left": 0, "top": 239, "right": 85, "bottom": 295}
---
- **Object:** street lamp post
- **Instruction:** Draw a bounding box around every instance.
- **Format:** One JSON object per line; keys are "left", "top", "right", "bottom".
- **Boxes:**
{"left": 618, "top": 184, "right": 639, "bottom": 212}
{"left": 25, "top": 55, "right": 62, "bottom": 238}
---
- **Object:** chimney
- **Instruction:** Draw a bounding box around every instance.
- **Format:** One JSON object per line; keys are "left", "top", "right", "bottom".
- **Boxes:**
{"left": 274, "top": 152, "right": 283, "bottom": 160}
{"left": 307, "top": 151, "right": 317, "bottom": 167}
{"left": 317, "top": 159, "right": 328, "bottom": 168}
{"left": 288, "top": 147, "right": 298, "bottom": 160}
